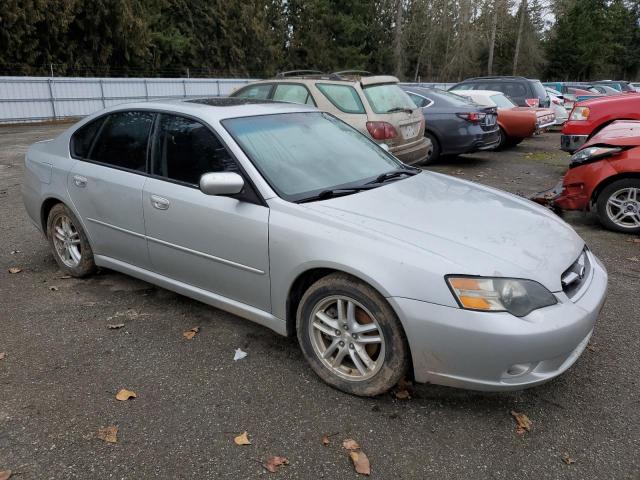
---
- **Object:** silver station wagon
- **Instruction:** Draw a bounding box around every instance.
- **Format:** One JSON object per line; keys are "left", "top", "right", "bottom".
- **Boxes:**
{"left": 23, "top": 98, "right": 607, "bottom": 396}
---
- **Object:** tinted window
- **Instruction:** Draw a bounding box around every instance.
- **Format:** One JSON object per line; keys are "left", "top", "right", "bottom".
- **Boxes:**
{"left": 363, "top": 84, "right": 416, "bottom": 113}
{"left": 487, "top": 82, "right": 527, "bottom": 98}
{"left": 273, "top": 84, "right": 315, "bottom": 105}
{"left": 90, "top": 111, "right": 153, "bottom": 171}
{"left": 316, "top": 84, "right": 365, "bottom": 114}
{"left": 71, "top": 117, "right": 104, "bottom": 158}
{"left": 234, "top": 84, "right": 272, "bottom": 100}
{"left": 223, "top": 112, "right": 400, "bottom": 202}
{"left": 152, "top": 114, "right": 238, "bottom": 185}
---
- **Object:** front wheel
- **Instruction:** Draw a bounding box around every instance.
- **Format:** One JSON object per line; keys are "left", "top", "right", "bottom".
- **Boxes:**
{"left": 596, "top": 179, "right": 640, "bottom": 234}
{"left": 296, "top": 273, "right": 409, "bottom": 396}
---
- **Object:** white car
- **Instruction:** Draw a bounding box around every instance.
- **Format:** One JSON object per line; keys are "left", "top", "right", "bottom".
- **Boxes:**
{"left": 545, "top": 87, "right": 569, "bottom": 125}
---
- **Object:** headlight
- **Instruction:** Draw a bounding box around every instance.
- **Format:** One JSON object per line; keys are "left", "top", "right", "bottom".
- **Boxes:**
{"left": 569, "top": 106, "right": 590, "bottom": 120}
{"left": 446, "top": 276, "right": 557, "bottom": 317}
{"left": 570, "top": 146, "right": 622, "bottom": 166}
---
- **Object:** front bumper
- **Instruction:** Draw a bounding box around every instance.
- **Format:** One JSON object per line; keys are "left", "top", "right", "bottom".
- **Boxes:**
{"left": 561, "top": 134, "right": 588, "bottom": 153}
{"left": 392, "top": 136, "right": 432, "bottom": 165}
{"left": 389, "top": 252, "right": 607, "bottom": 391}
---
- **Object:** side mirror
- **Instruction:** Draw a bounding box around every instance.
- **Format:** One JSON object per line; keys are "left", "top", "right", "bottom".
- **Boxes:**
{"left": 380, "top": 143, "right": 390, "bottom": 152}
{"left": 199, "top": 172, "right": 244, "bottom": 196}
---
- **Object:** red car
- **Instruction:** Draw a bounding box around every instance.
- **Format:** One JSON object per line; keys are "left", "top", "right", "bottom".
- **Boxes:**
{"left": 561, "top": 93, "right": 640, "bottom": 153}
{"left": 536, "top": 120, "right": 640, "bottom": 233}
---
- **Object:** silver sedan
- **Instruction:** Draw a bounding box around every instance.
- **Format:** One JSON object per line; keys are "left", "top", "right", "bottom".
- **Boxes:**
{"left": 22, "top": 98, "right": 607, "bottom": 396}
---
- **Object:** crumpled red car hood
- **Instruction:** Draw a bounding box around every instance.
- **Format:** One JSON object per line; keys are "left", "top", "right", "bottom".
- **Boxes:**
{"left": 583, "top": 120, "right": 640, "bottom": 148}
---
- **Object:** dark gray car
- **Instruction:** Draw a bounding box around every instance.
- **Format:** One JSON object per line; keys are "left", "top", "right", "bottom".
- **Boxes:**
{"left": 401, "top": 86, "right": 500, "bottom": 163}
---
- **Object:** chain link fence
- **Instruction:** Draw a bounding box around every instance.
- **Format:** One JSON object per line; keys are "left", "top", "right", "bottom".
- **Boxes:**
{"left": 0, "top": 77, "right": 255, "bottom": 124}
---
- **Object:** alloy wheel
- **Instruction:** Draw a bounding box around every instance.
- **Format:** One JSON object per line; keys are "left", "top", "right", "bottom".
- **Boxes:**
{"left": 309, "top": 295, "right": 386, "bottom": 381}
{"left": 52, "top": 214, "right": 82, "bottom": 267}
{"left": 606, "top": 187, "right": 640, "bottom": 229}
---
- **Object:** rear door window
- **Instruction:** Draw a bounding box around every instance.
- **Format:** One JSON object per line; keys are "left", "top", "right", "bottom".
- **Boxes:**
{"left": 406, "top": 92, "right": 431, "bottom": 108}
{"left": 151, "top": 114, "right": 238, "bottom": 186}
{"left": 273, "top": 84, "right": 315, "bottom": 106}
{"left": 90, "top": 111, "right": 154, "bottom": 171}
{"left": 234, "top": 84, "right": 273, "bottom": 100}
{"left": 316, "top": 84, "right": 366, "bottom": 114}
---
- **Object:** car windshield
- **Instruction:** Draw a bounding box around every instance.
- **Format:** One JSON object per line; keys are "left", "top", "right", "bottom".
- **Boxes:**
{"left": 490, "top": 94, "right": 516, "bottom": 108}
{"left": 222, "top": 112, "right": 404, "bottom": 202}
{"left": 363, "top": 84, "right": 416, "bottom": 113}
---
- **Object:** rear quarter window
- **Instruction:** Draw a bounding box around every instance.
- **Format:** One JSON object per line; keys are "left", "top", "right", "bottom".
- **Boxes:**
{"left": 233, "top": 84, "right": 273, "bottom": 100}
{"left": 316, "top": 84, "right": 365, "bottom": 114}
{"left": 71, "top": 117, "right": 104, "bottom": 158}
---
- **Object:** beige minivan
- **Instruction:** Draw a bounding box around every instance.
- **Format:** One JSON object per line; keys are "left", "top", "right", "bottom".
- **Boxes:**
{"left": 230, "top": 71, "right": 432, "bottom": 165}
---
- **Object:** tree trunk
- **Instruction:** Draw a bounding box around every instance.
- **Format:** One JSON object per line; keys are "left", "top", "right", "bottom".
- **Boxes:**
{"left": 512, "top": 0, "right": 526, "bottom": 75}
{"left": 394, "top": 0, "right": 404, "bottom": 78}
{"left": 487, "top": 0, "right": 498, "bottom": 75}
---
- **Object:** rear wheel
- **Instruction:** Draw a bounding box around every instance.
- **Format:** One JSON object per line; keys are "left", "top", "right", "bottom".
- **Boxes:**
{"left": 494, "top": 127, "right": 508, "bottom": 150}
{"left": 596, "top": 179, "right": 640, "bottom": 234}
{"left": 296, "top": 273, "right": 409, "bottom": 396}
{"left": 46, "top": 203, "right": 96, "bottom": 277}
{"left": 422, "top": 132, "right": 440, "bottom": 165}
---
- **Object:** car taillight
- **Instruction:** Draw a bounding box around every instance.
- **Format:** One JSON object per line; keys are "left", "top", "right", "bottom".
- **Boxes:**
{"left": 456, "top": 112, "right": 485, "bottom": 123}
{"left": 366, "top": 121, "right": 398, "bottom": 140}
{"left": 525, "top": 98, "right": 540, "bottom": 107}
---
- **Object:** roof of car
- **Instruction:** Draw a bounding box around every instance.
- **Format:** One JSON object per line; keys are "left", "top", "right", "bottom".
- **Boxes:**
{"left": 84, "top": 97, "right": 317, "bottom": 123}
{"left": 460, "top": 76, "right": 539, "bottom": 82}
{"left": 452, "top": 89, "right": 503, "bottom": 97}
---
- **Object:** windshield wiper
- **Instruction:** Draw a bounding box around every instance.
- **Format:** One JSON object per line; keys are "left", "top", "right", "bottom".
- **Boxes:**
{"left": 367, "top": 167, "right": 421, "bottom": 185}
{"left": 386, "top": 107, "right": 414, "bottom": 114}
{"left": 297, "top": 185, "right": 378, "bottom": 203}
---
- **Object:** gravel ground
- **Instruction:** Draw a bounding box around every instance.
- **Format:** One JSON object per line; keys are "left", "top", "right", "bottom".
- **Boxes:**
{"left": 1, "top": 123, "right": 639, "bottom": 479}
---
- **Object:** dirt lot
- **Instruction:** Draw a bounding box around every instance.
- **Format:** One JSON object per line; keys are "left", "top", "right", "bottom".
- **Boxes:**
{"left": 1, "top": 124, "right": 639, "bottom": 479}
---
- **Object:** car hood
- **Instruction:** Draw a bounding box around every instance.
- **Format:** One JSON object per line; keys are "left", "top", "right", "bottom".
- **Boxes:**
{"left": 583, "top": 120, "right": 640, "bottom": 148}
{"left": 303, "top": 172, "right": 583, "bottom": 292}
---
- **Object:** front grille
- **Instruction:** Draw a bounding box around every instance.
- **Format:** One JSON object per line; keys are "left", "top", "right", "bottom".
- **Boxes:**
{"left": 561, "top": 249, "right": 591, "bottom": 299}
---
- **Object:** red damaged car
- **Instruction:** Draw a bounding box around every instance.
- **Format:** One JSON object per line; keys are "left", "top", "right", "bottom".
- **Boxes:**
{"left": 536, "top": 120, "right": 640, "bottom": 234}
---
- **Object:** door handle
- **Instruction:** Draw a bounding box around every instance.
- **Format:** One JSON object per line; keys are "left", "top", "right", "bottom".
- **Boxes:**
{"left": 73, "top": 175, "right": 87, "bottom": 188}
{"left": 150, "top": 195, "right": 170, "bottom": 210}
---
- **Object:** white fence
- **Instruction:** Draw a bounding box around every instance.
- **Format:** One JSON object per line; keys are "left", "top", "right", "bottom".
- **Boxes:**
{"left": 0, "top": 77, "right": 255, "bottom": 124}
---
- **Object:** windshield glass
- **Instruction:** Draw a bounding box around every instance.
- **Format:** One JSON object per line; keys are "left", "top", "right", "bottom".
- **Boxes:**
{"left": 363, "top": 84, "right": 416, "bottom": 113}
{"left": 490, "top": 94, "right": 516, "bottom": 108}
{"left": 223, "top": 112, "right": 403, "bottom": 202}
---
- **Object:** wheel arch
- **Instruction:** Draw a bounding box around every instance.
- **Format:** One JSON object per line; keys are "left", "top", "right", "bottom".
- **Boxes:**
{"left": 40, "top": 196, "right": 66, "bottom": 236}
{"left": 591, "top": 172, "right": 640, "bottom": 206}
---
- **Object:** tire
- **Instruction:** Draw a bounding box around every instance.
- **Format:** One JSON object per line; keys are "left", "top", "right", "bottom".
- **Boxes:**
{"left": 46, "top": 203, "right": 96, "bottom": 277}
{"left": 296, "top": 273, "right": 409, "bottom": 396}
{"left": 422, "top": 132, "right": 440, "bottom": 165}
{"left": 595, "top": 178, "right": 640, "bottom": 234}
{"left": 494, "top": 127, "right": 508, "bottom": 151}
{"left": 506, "top": 137, "right": 524, "bottom": 147}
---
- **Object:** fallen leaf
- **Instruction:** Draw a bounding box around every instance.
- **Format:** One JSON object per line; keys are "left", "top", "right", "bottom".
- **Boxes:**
{"left": 0, "top": 470, "right": 11, "bottom": 480}
{"left": 264, "top": 456, "right": 289, "bottom": 473}
{"left": 321, "top": 435, "right": 330, "bottom": 446}
{"left": 49, "top": 286, "right": 59, "bottom": 291}
{"left": 587, "top": 342, "right": 599, "bottom": 352}
{"left": 8, "top": 267, "right": 21, "bottom": 274}
{"left": 233, "top": 348, "right": 247, "bottom": 361}
{"left": 10, "top": 249, "right": 20, "bottom": 254}
{"left": 0, "top": 352, "right": 5, "bottom": 361}
{"left": 342, "top": 439, "right": 360, "bottom": 451}
{"left": 349, "top": 451, "right": 371, "bottom": 475}
{"left": 58, "top": 275, "right": 72, "bottom": 279}
{"left": 97, "top": 425, "right": 118, "bottom": 444}
{"left": 115, "top": 389, "right": 137, "bottom": 401}
{"left": 234, "top": 431, "right": 251, "bottom": 445}
{"left": 395, "top": 389, "right": 411, "bottom": 400}
{"left": 561, "top": 452, "right": 575, "bottom": 465}
{"left": 627, "top": 238, "right": 640, "bottom": 244}
{"left": 511, "top": 410, "right": 532, "bottom": 435}
{"left": 182, "top": 327, "right": 200, "bottom": 340}
{"left": 627, "top": 256, "right": 640, "bottom": 262}
{"left": 107, "top": 323, "right": 125, "bottom": 330}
